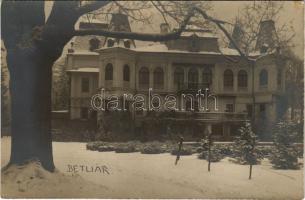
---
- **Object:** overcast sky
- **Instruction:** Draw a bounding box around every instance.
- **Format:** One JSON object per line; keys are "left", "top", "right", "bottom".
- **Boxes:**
{"left": 45, "top": 1, "right": 304, "bottom": 58}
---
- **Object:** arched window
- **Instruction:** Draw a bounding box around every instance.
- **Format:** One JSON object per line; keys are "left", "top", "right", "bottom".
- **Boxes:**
{"left": 89, "top": 38, "right": 100, "bottom": 51}
{"left": 153, "top": 67, "right": 164, "bottom": 89}
{"left": 202, "top": 68, "right": 212, "bottom": 85}
{"left": 174, "top": 67, "right": 184, "bottom": 88}
{"left": 188, "top": 68, "right": 198, "bottom": 89}
{"left": 105, "top": 63, "right": 113, "bottom": 81}
{"left": 224, "top": 69, "right": 233, "bottom": 88}
{"left": 259, "top": 69, "right": 268, "bottom": 87}
{"left": 238, "top": 70, "right": 248, "bottom": 88}
{"left": 123, "top": 65, "right": 130, "bottom": 82}
{"left": 139, "top": 67, "right": 149, "bottom": 88}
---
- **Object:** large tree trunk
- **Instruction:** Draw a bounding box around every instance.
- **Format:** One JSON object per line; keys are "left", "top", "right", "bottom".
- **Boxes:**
{"left": 6, "top": 48, "right": 55, "bottom": 172}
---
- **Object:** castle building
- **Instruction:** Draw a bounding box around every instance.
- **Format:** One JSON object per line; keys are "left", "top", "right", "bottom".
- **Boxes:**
{"left": 65, "top": 14, "right": 287, "bottom": 140}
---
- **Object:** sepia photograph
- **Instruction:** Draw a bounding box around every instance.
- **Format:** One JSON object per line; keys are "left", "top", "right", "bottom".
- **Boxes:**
{"left": 1, "top": 1, "right": 304, "bottom": 199}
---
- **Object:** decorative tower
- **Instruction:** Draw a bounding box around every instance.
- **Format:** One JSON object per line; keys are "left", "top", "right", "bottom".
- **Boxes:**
{"left": 255, "top": 19, "right": 278, "bottom": 52}
{"left": 229, "top": 20, "right": 244, "bottom": 50}
{"left": 104, "top": 13, "right": 136, "bottom": 48}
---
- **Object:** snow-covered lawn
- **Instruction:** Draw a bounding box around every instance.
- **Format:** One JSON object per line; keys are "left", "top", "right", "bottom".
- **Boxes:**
{"left": 1, "top": 137, "right": 304, "bottom": 199}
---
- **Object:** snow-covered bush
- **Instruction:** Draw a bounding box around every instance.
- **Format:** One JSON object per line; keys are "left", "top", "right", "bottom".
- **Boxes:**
{"left": 233, "top": 122, "right": 259, "bottom": 165}
{"left": 86, "top": 142, "right": 102, "bottom": 151}
{"left": 97, "top": 145, "right": 115, "bottom": 152}
{"left": 216, "top": 144, "right": 234, "bottom": 157}
{"left": 114, "top": 144, "right": 138, "bottom": 153}
{"left": 141, "top": 144, "right": 165, "bottom": 154}
{"left": 198, "top": 148, "right": 224, "bottom": 162}
{"left": 171, "top": 147, "right": 193, "bottom": 156}
{"left": 270, "top": 121, "right": 300, "bottom": 169}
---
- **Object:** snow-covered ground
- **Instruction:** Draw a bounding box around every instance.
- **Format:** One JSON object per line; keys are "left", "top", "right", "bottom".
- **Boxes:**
{"left": 1, "top": 136, "right": 304, "bottom": 199}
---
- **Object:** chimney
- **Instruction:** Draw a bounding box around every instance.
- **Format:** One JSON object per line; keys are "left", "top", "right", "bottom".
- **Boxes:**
{"left": 160, "top": 23, "right": 169, "bottom": 34}
{"left": 229, "top": 21, "right": 244, "bottom": 49}
{"left": 105, "top": 13, "right": 135, "bottom": 48}
{"left": 109, "top": 13, "right": 131, "bottom": 32}
{"left": 255, "top": 20, "right": 277, "bottom": 52}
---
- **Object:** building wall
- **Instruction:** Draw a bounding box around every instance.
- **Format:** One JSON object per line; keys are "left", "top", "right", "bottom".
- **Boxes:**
{"left": 70, "top": 72, "right": 99, "bottom": 119}
{"left": 66, "top": 54, "right": 99, "bottom": 70}
{"left": 66, "top": 47, "right": 286, "bottom": 139}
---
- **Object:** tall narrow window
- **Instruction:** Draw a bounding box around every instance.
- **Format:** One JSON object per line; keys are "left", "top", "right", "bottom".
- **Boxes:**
{"left": 105, "top": 63, "right": 113, "bottom": 81}
{"left": 224, "top": 69, "right": 234, "bottom": 88}
{"left": 202, "top": 68, "right": 212, "bottom": 86}
{"left": 259, "top": 104, "right": 266, "bottom": 118}
{"left": 139, "top": 67, "right": 149, "bottom": 88}
{"left": 123, "top": 65, "right": 130, "bottom": 81}
{"left": 174, "top": 67, "right": 184, "bottom": 89}
{"left": 81, "top": 77, "right": 90, "bottom": 93}
{"left": 238, "top": 70, "right": 248, "bottom": 88}
{"left": 153, "top": 67, "right": 164, "bottom": 89}
{"left": 246, "top": 104, "right": 253, "bottom": 118}
{"left": 259, "top": 69, "right": 268, "bottom": 87}
{"left": 188, "top": 68, "right": 198, "bottom": 89}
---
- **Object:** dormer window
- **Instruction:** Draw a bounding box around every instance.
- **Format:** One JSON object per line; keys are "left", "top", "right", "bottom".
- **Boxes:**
{"left": 260, "top": 43, "right": 268, "bottom": 53}
{"left": 89, "top": 38, "right": 100, "bottom": 51}
{"left": 124, "top": 40, "right": 131, "bottom": 48}
{"left": 107, "top": 39, "right": 115, "bottom": 47}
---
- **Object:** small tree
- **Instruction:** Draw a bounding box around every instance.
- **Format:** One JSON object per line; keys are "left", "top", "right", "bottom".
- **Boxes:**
{"left": 233, "top": 122, "right": 257, "bottom": 179}
{"left": 270, "top": 121, "right": 299, "bottom": 169}
{"left": 198, "top": 133, "right": 223, "bottom": 171}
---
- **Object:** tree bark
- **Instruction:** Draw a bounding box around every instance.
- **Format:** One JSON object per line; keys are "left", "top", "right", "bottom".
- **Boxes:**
{"left": 6, "top": 48, "right": 55, "bottom": 171}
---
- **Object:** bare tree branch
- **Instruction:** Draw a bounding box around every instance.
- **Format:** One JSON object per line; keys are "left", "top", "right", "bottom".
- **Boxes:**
{"left": 193, "top": 7, "right": 247, "bottom": 60}
{"left": 74, "top": 29, "right": 183, "bottom": 41}
{"left": 73, "top": 7, "right": 194, "bottom": 42}
{"left": 151, "top": 1, "right": 171, "bottom": 29}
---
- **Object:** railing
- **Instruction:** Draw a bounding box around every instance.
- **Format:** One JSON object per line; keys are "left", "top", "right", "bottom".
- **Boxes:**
{"left": 176, "top": 82, "right": 212, "bottom": 92}
{"left": 166, "top": 111, "right": 248, "bottom": 121}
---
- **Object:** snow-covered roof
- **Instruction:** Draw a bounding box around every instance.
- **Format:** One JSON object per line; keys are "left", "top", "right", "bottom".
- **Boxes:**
{"left": 219, "top": 48, "right": 272, "bottom": 57}
{"left": 174, "top": 25, "right": 218, "bottom": 38}
{"left": 95, "top": 43, "right": 265, "bottom": 57}
{"left": 134, "top": 43, "right": 168, "bottom": 52}
{"left": 134, "top": 43, "right": 243, "bottom": 56}
{"left": 67, "top": 68, "right": 99, "bottom": 73}
{"left": 219, "top": 48, "right": 240, "bottom": 56}
{"left": 68, "top": 50, "right": 99, "bottom": 56}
